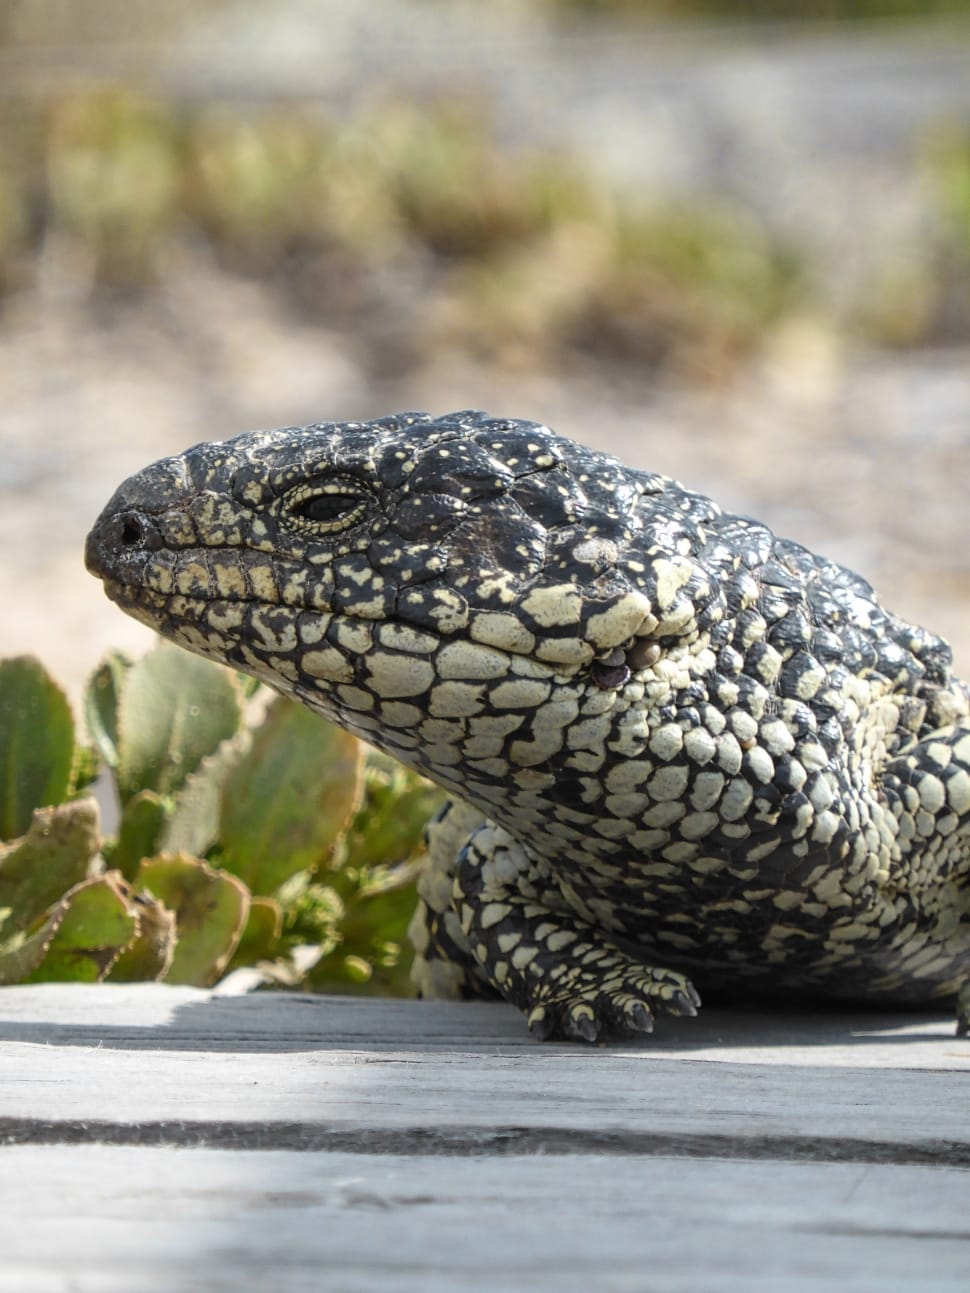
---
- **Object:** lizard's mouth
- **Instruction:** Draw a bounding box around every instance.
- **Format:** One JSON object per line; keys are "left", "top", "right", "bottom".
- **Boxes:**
{"left": 95, "top": 575, "right": 251, "bottom": 630}
{"left": 96, "top": 575, "right": 165, "bottom": 611}
{"left": 93, "top": 572, "right": 383, "bottom": 700}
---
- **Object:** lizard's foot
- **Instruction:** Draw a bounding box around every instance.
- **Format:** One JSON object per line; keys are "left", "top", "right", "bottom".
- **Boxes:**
{"left": 453, "top": 819, "right": 701, "bottom": 1043}
{"left": 526, "top": 952, "right": 700, "bottom": 1043}
{"left": 958, "top": 982, "right": 969, "bottom": 1038}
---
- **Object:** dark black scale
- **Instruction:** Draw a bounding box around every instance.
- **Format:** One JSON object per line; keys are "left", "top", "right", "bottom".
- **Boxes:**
{"left": 715, "top": 646, "right": 745, "bottom": 676}
{"left": 403, "top": 443, "right": 513, "bottom": 502}
{"left": 778, "top": 650, "right": 821, "bottom": 699}
{"left": 674, "top": 703, "right": 703, "bottom": 732}
{"left": 760, "top": 558, "right": 803, "bottom": 593}
{"left": 714, "top": 517, "right": 775, "bottom": 569}
{"left": 773, "top": 540, "right": 824, "bottom": 579}
{"left": 394, "top": 586, "right": 453, "bottom": 632}
{"left": 741, "top": 640, "right": 781, "bottom": 683}
{"left": 507, "top": 472, "right": 582, "bottom": 529}
{"left": 703, "top": 620, "right": 732, "bottom": 654}
{"left": 678, "top": 680, "right": 709, "bottom": 708}
{"left": 682, "top": 565, "right": 719, "bottom": 607}
{"left": 771, "top": 607, "right": 814, "bottom": 654}
{"left": 771, "top": 755, "right": 808, "bottom": 793}
{"left": 786, "top": 701, "right": 818, "bottom": 738}
{"left": 809, "top": 625, "right": 847, "bottom": 663}
{"left": 723, "top": 572, "right": 762, "bottom": 619}
{"left": 450, "top": 500, "right": 548, "bottom": 585}
{"left": 734, "top": 673, "right": 769, "bottom": 709}
{"left": 817, "top": 715, "right": 847, "bottom": 753}
{"left": 629, "top": 468, "right": 668, "bottom": 498}
{"left": 388, "top": 492, "right": 467, "bottom": 541}
{"left": 733, "top": 606, "right": 768, "bottom": 645}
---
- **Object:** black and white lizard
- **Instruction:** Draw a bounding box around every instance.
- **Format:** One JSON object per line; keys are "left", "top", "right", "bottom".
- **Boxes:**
{"left": 85, "top": 410, "right": 970, "bottom": 1041}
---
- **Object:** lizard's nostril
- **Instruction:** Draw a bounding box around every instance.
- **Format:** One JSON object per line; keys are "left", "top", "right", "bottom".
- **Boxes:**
{"left": 119, "top": 514, "right": 145, "bottom": 547}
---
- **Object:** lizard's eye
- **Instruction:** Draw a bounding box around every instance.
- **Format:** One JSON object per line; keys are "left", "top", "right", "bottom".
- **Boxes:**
{"left": 285, "top": 480, "right": 370, "bottom": 534}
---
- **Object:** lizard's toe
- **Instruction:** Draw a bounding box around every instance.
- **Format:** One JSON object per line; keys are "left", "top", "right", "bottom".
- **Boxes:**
{"left": 526, "top": 956, "right": 700, "bottom": 1043}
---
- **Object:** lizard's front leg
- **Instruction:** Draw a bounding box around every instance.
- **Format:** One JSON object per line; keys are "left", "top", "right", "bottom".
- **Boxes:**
{"left": 881, "top": 715, "right": 970, "bottom": 1036}
{"left": 453, "top": 821, "right": 700, "bottom": 1042}
{"left": 408, "top": 799, "right": 497, "bottom": 1002}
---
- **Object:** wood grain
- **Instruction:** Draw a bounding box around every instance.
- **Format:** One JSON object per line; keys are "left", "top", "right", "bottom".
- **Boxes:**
{"left": 0, "top": 985, "right": 966, "bottom": 1291}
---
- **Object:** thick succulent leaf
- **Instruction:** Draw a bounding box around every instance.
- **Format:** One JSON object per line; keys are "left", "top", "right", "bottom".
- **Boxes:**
{"left": 0, "top": 799, "right": 101, "bottom": 937}
{"left": 83, "top": 650, "right": 132, "bottom": 771}
{"left": 227, "top": 895, "right": 283, "bottom": 972}
{"left": 111, "top": 790, "right": 169, "bottom": 880}
{"left": 116, "top": 642, "right": 243, "bottom": 803}
{"left": 218, "top": 697, "right": 363, "bottom": 894}
{"left": 0, "top": 903, "right": 68, "bottom": 984}
{"left": 107, "top": 891, "right": 177, "bottom": 981}
{"left": 23, "top": 873, "right": 139, "bottom": 983}
{"left": 135, "top": 853, "right": 250, "bottom": 987}
{"left": 160, "top": 730, "right": 251, "bottom": 858}
{"left": 0, "top": 657, "right": 76, "bottom": 839}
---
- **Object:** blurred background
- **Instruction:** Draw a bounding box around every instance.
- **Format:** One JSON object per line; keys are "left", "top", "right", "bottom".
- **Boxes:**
{"left": 2, "top": 0, "right": 970, "bottom": 697}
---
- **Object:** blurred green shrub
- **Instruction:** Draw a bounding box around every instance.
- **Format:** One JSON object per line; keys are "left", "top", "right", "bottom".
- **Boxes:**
{"left": 7, "top": 81, "right": 969, "bottom": 370}
{"left": 926, "top": 129, "right": 970, "bottom": 342}
{"left": 933, "top": 130, "right": 970, "bottom": 257}
{"left": 0, "top": 646, "right": 441, "bottom": 993}
{"left": 437, "top": 198, "right": 802, "bottom": 377}
{"left": 44, "top": 92, "right": 182, "bottom": 286}
{"left": 546, "top": 1, "right": 970, "bottom": 19}
{"left": 0, "top": 86, "right": 806, "bottom": 377}
{"left": 850, "top": 126, "right": 970, "bottom": 348}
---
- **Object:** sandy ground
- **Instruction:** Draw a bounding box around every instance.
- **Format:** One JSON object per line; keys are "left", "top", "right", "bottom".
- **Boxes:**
{"left": 3, "top": 257, "right": 970, "bottom": 711}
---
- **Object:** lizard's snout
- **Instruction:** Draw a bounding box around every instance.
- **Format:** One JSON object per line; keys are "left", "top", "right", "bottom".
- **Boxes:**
{"left": 84, "top": 504, "right": 165, "bottom": 579}
{"left": 85, "top": 452, "right": 193, "bottom": 582}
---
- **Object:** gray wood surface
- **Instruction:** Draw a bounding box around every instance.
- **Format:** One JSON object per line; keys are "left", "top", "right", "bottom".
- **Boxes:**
{"left": 0, "top": 984, "right": 967, "bottom": 1292}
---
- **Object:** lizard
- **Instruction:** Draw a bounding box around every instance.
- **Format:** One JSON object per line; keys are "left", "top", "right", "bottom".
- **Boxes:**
{"left": 85, "top": 409, "right": 970, "bottom": 1041}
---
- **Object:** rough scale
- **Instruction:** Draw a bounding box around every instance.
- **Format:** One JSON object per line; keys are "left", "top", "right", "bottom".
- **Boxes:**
{"left": 85, "top": 411, "right": 970, "bottom": 1041}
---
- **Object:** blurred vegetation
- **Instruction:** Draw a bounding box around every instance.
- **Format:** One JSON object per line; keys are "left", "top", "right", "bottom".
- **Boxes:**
{"left": 1, "top": 83, "right": 969, "bottom": 379}
{"left": 0, "top": 647, "right": 442, "bottom": 993}
{"left": 933, "top": 130, "right": 970, "bottom": 258}
{"left": 548, "top": 0, "right": 970, "bottom": 19}
{"left": 867, "top": 126, "right": 970, "bottom": 350}
{"left": 917, "top": 128, "right": 970, "bottom": 342}
{"left": 0, "top": 88, "right": 807, "bottom": 380}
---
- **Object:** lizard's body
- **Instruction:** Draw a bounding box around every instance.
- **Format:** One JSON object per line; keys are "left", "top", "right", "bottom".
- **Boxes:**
{"left": 85, "top": 410, "right": 970, "bottom": 1040}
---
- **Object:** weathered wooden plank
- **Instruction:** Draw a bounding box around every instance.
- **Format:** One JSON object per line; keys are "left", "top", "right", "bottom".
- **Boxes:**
{"left": 1, "top": 980, "right": 967, "bottom": 1066}
{"left": 0, "top": 985, "right": 967, "bottom": 1292}
{"left": 0, "top": 1147, "right": 967, "bottom": 1293}
{"left": 0, "top": 986, "right": 966, "bottom": 1156}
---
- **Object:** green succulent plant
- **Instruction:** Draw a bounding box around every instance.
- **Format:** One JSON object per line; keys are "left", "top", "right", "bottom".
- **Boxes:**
{"left": 0, "top": 645, "right": 441, "bottom": 992}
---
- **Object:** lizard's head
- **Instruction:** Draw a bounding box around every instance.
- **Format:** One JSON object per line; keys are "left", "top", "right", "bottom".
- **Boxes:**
{"left": 86, "top": 410, "right": 723, "bottom": 778}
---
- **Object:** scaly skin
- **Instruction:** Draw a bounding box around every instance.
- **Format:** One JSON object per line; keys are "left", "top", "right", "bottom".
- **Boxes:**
{"left": 85, "top": 410, "right": 970, "bottom": 1041}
